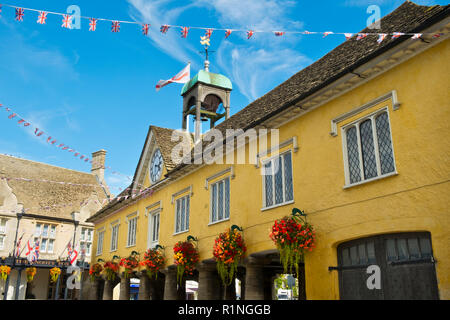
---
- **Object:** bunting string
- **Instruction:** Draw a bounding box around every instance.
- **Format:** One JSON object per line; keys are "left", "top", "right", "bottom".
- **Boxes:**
{"left": 0, "top": 3, "right": 445, "bottom": 42}
{"left": 0, "top": 102, "right": 147, "bottom": 189}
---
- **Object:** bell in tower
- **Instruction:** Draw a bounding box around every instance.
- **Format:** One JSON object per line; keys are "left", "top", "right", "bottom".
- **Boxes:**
{"left": 181, "top": 39, "right": 232, "bottom": 143}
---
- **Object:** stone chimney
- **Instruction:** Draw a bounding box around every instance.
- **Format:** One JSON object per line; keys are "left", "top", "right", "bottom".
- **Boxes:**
{"left": 91, "top": 149, "right": 107, "bottom": 183}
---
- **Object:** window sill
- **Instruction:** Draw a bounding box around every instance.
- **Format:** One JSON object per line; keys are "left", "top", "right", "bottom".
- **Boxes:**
{"left": 173, "top": 230, "right": 189, "bottom": 236}
{"left": 208, "top": 218, "right": 230, "bottom": 226}
{"left": 343, "top": 171, "right": 398, "bottom": 189}
{"left": 125, "top": 244, "right": 136, "bottom": 248}
{"left": 261, "top": 200, "right": 294, "bottom": 212}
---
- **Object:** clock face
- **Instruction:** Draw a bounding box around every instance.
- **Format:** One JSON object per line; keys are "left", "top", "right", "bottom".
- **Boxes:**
{"left": 150, "top": 149, "right": 163, "bottom": 183}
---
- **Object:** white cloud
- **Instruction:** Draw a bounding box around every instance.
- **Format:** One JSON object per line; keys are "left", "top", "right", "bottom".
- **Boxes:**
{"left": 127, "top": 0, "right": 309, "bottom": 103}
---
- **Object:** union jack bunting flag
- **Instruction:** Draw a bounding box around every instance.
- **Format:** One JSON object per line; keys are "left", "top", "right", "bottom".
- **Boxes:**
{"left": 142, "top": 24, "right": 150, "bottom": 36}
{"left": 411, "top": 33, "right": 422, "bottom": 40}
{"left": 181, "top": 27, "right": 189, "bottom": 38}
{"left": 303, "top": 30, "right": 312, "bottom": 34}
{"left": 89, "top": 18, "right": 97, "bottom": 31}
{"left": 344, "top": 33, "right": 353, "bottom": 40}
{"left": 391, "top": 32, "right": 405, "bottom": 39}
{"left": 111, "top": 21, "right": 120, "bottom": 33}
{"left": 205, "top": 28, "right": 213, "bottom": 39}
{"left": 15, "top": 8, "right": 25, "bottom": 21}
{"left": 0, "top": 4, "right": 2, "bottom": 15}
{"left": 247, "top": 30, "right": 254, "bottom": 39}
{"left": 62, "top": 14, "right": 73, "bottom": 29}
{"left": 160, "top": 25, "right": 170, "bottom": 34}
{"left": 432, "top": 33, "right": 443, "bottom": 38}
{"left": 274, "top": 31, "right": 285, "bottom": 37}
{"left": 356, "top": 33, "right": 368, "bottom": 40}
{"left": 323, "top": 31, "right": 333, "bottom": 38}
{"left": 37, "top": 11, "right": 48, "bottom": 25}
{"left": 225, "top": 29, "right": 232, "bottom": 39}
{"left": 377, "top": 33, "right": 388, "bottom": 44}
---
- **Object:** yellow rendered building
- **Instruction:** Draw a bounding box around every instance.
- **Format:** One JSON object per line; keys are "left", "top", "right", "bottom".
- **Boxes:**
{"left": 87, "top": 2, "right": 450, "bottom": 300}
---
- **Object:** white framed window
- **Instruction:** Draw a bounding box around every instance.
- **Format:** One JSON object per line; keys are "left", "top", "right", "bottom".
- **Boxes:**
{"left": 262, "top": 150, "right": 294, "bottom": 209}
{"left": 34, "top": 223, "right": 56, "bottom": 254}
{"left": 110, "top": 222, "right": 119, "bottom": 252}
{"left": 80, "top": 228, "right": 93, "bottom": 257}
{"left": 174, "top": 195, "right": 190, "bottom": 234}
{"left": 127, "top": 214, "right": 138, "bottom": 247}
{"left": 210, "top": 177, "right": 230, "bottom": 224}
{"left": 96, "top": 230, "right": 105, "bottom": 256}
{"left": 342, "top": 108, "right": 396, "bottom": 187}
{"left": 148, "top": 210, "right": 160, "bottom": 248}
{"left": 0, "top": 218, "right": 7, "bottom": 250}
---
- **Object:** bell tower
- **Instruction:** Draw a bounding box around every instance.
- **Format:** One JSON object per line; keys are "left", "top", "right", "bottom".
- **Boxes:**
{"left": 181, "top": 43, "right": 232, "bottom": 143}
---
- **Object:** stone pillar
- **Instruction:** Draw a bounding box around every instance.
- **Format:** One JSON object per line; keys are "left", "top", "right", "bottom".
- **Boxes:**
{"left": 89, "top": 279, "right": 101, "bottom": 300}
{"left": 244, "top": 257, "right": 265, "bottom": 300}
{"left": 119, "top": 273, "right": 130, "bottom": 301}
{"left": 149, "top": 274, "right": 165, "bottom": 300}
{"left": 102, "top": 277, "right": 115, "bottom": 300}
{"left": 162, "top": 266, "right": 179, "bottom": 300}
{"left": 224, "top": 278, "right": 236, "bottom": 300}
{"left": 138, "top": 271, "right": 150, "bottom": 300}
{"left": 197, "top": 261, "right": 221, "bottom": 300}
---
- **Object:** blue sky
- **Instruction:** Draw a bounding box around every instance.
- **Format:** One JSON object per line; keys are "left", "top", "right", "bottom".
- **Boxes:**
{"left": 0, "top": 0, "right": 447, "bottom": 194}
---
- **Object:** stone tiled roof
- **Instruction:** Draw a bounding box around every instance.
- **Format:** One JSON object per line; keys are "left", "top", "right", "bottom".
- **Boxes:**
{"left": 0, "top": 154, "right": 109, "bottom": 220}
{"left": 168, "top": 1, "right": 449, "bottom": 176}
{"left": 88, "top": 1, "right": 449, "bottom": 222}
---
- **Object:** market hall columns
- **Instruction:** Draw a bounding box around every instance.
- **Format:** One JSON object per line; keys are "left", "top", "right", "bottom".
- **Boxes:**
{"left": 197, "top": 260, "right": 222, "bottom": 300}
{"left": 137, "top": 271, "right": 150, "bottom": 300}
{"left": 102, "top": 275, "right": 119, "bottom": 300}
{"left": 119, "top": 272, "right": 131, "bottom": 300}
{"left": 244, "top": 256, "right": 265, "bottom": 300}
{"left": 162, "top": 265, "right": 180, "bottom": 300}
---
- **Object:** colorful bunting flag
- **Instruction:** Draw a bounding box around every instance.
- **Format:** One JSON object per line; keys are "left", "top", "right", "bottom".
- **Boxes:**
{"left": 225, "top": 29, "right": 232, "bottom": 39}
{"left": 62, "top": 15, "right": 73, "bottom": 29}
{"left": 323, "top": 31, "right": 333, "bottom": 38}
{"left": 160, "top": 25, "right": 170, "bottom": 34}
{"left": 111, "top": 21, "right": 120, "bottom": 33}
{"left": 303, "top": 31, "right": 312, "bottom": 34}
{"left": 37, "top": 11, "right": 48, "bottom": 25}
{"left": 15, "top": 8, "right": 24, "bottom": 21}
{"left": 247, "top": 30, "right": 254, "bottom": 39}
{"left": 356, "top": 33, "right": 368, "bottom": 40}
{"left": 89, "top": 18, "right": 97, "bottom": 31}
{"left": 274, "top": 31, "right": 285, "bottom": 37}
{"left": 392, "top": 32, "right": 405, "bottom": 39}
{"left": 205, "top": 28, "right": 213, "bottom": 39}
{"left": 181, "top": 27, "right": 189, "bottom": 38}
{"left": 411, "top": 33, "right": 422, "bottom": 40}
{"left": 377, "top": 33, "right": 388, "bottom": 44}
{"left": 344, "top": 33, "right": 353, "bottom": 40}
{"left": 142, "top": 23, "right": 150, "bottom": 36}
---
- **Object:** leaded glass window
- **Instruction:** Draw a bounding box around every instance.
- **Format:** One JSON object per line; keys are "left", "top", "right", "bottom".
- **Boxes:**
{"left": 263, "top": 151, "right": 294, "bottom": 208}
{"left": 210, "top": 177, "right": 231, "bottom": 223}
{"left": 343, "top": 110, "right": 395, "bottom": 185}
{"left": 175, "top": 195, "right": 190, "bottom": 233}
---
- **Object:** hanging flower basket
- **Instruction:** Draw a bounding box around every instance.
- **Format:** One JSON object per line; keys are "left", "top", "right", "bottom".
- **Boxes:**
{"left": 173, "top": 238, "right": 199, "bottom": 285}
{"left": 119, "top": 253, "right": 140, "bottom": 279}
{"left": 0, "top": 265, "right": 11, "bottom": 282}
{"left": 213, "top": 226, "right": 246, "bottom": 286}
{"left": 26, "top": 267, "right": 37, "bottom": 283}
{"left": 89, "top": 263, "right": 104, "bottom": 282}
{"left": 269, "top": 208, "right": 316, "bottom": 278}
{"left": 49, "top": 267, "right": 61, "bottom": 283}
{"left": 140, "top": 247, "right": 165, "bottom": 280}
{"left": 103, "top": 260, "right": 120, "bottom": 281}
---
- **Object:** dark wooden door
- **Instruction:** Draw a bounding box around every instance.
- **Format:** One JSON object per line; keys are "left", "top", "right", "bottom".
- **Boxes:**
{"left": 337, "top": 232, "right": 439, "bottom": 300}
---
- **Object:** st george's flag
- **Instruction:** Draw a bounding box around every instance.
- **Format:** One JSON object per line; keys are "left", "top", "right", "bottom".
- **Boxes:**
{"left": 155, "top": 63, "right": 190, "bottom": 91}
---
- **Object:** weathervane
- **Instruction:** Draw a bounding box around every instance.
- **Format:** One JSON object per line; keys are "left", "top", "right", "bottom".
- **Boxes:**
{"left": 200, "top": 36, "right": 214, "bottom": 72}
